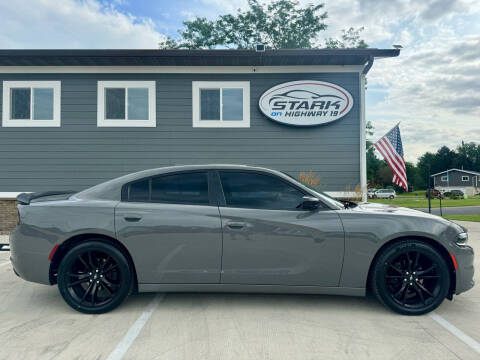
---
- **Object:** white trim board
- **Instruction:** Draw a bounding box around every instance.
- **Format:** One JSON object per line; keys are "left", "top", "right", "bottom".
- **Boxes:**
{"left": 0, "top": 65, "right": 364, "bottom": 74}
{"left": 359, "top": 74, "right": 367, "bottom": 202}
{"left": 192, "top": 81, "right": 250, "bottom": 128}
{"left": 0, "top": 192, "right": 27, "bottom": 199}
{"left": 2, "top": 81, "right": 61, "bottom": 127}
{"left": 97, "top": 81, "right": 156, "bottom": 128}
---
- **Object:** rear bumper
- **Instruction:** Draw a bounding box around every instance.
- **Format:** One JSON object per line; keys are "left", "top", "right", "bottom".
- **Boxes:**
{"left": 453, "top": 244, "right": 475, "bottom": 295}
{"left": 9, "top": 226, "right": 52, "bottom": 285}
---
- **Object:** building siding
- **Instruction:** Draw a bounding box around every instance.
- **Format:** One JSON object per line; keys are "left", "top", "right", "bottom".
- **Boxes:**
{"left": 0, "top": 72, "right": 360, "bottom": 193}
{"left": 433, "top": 170, "right": 480, "bottom": 188}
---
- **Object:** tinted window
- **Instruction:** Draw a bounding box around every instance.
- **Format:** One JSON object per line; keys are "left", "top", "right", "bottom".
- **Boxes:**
{"left": 200, "top": 89, "right": 220, "bottom": 120}
{"left": 105, "top": 88, "right": 126, "bottom": 119}
{"left": 129, "top": 179, "right": 149, "bottom": 202}
{"left": 151, "top": 172, "right": 209, "bottom": 205}
{"left": 219, "top": 171, "right": 305, "bottom": 210}
{"left": 11, "top": 88, "right": 31, "bottom": 119}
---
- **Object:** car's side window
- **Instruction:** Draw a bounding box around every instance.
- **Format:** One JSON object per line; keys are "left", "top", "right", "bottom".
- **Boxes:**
{"left": 128, "top": 178, "right": 149, "bottom": 202}
{"left": 219, "top": 171, "right": 306, "bottom": 210}
{"left": 126, "top": 172, "right": 209, "bottom": 205}
{"left": 151, "top": 172, "right": 209, "bottom": 205}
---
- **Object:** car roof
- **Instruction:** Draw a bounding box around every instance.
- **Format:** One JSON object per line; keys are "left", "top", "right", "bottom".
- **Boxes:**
{"left": 74, "top": 164, "right": 292, "bottom": 201}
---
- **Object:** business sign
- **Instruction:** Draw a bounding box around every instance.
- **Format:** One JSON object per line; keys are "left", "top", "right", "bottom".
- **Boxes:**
{"left": 258, "top": 80, "right": 354, "bottom": 126}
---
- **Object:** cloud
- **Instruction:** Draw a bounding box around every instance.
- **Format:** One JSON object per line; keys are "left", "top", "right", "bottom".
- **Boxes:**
{"left": 368, "top": 32, "right": 480, "bottom": 162}
{"left": 0, "top": 0, "right": 166, "bottom": 48}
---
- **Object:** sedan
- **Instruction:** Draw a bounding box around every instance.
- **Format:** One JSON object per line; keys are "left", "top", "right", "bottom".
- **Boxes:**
{"left": 10, "top": 165, "right": 474, "bottom": 315}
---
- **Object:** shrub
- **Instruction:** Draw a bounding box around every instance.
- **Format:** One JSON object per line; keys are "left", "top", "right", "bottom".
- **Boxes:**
{"left": 299, "top": 171, "right": 320, "bottom": 189}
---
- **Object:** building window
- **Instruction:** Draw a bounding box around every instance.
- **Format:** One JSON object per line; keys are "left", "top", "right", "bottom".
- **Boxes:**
{"left": 192, "top": 81, "right": 250, "bottom": 128}
{"left": 97, "top": 81, "right": 156, "bottom": 127}
{"left": 441, "top": 176, "right": 448, "bottom": 181}
{"left": 462, "top": 176, "right": 469, "bottom": 181}
{"left": 2, "top": 81, "right": 61, "bottom": 127}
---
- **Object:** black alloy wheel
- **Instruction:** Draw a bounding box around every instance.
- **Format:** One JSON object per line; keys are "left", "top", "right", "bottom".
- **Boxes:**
{"left": 372, "top": 240, "right": 450, "bottom": 315}
{"left": 58, "top": 241, "right": 133, "bottom": 314}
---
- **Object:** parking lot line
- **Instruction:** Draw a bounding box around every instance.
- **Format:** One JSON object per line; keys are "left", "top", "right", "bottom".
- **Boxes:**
{"left": 106, "top": 293, "right": 164, "bottom": 360}
{"left": 429, "top": 312, "right": 480, "bottom": 354}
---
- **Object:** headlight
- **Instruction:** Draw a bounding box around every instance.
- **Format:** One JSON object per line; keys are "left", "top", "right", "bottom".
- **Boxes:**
{"left": 455, "top": 232, "right": 468, "bottom": 245}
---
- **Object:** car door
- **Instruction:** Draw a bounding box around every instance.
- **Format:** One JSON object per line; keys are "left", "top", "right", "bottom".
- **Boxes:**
{"left": 115, "top": 171, "right": 222, "bottom": 284}
{"left": 217, "top": 170, "right": 345, "bottom": 286}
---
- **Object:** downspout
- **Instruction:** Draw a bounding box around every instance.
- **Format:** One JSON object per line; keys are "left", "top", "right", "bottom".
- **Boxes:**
{"left": 359, "top": 56, "right": 374, "bottom": 202}
{"left": 362, "top": 56, "right": 374, "bottom": 75}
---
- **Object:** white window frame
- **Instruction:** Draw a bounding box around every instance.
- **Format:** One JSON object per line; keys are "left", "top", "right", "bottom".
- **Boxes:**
{"left": 97, "top": 81, "right": 156, "bottom": 127}
{"left": 192, "top": 81, "right": 250, "bottom": 128}
{"left": 441, "top": 176, "right": 448, "bottom": 181}
{"left": 462, "top": 175, "right": 469, "bottom": 181}
{"left": 2, "top": 81, "right": 61, "bottom": 127}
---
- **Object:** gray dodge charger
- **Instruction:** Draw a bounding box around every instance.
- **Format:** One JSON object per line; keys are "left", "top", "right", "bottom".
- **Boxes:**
{"left": 10, "top": 165, "right": 474, "bottom": 315}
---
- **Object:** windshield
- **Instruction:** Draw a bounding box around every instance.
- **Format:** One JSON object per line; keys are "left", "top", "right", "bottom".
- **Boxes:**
{"left": 281, "top": 172, "right": 345, "bottom": 210}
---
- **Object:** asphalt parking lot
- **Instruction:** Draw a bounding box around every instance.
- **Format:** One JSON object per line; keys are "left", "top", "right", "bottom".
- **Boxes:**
{"left": 0, "top": 222, "right": 479, "bottom": 360}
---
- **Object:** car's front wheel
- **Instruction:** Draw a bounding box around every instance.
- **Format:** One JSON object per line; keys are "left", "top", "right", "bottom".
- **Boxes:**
{"left": 371, "top": 240, "right": 450, "bottom": 315}
{"left": 57, "top": 241, "right": 133, "bottom": 314}
{"left": 389, "top": 195, "right": 394, "bottom": 199}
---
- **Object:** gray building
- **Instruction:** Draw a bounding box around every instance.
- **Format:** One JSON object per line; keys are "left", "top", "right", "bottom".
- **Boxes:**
{"left": 0, "top": 49, "right": 398, "bottom": 232}
{"left": 432, "top": 169, "right": 480, "bottom": 196}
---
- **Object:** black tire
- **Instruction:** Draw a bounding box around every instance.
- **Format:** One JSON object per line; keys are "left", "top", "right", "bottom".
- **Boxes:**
{"left": 389, "top": 195, "right": 394, "bottom": 199}
{"left": 58, "top": 241, "right": 133, "bottom": 314}
{"left": 371, "top": 240, "right": 450, "bottom": 315}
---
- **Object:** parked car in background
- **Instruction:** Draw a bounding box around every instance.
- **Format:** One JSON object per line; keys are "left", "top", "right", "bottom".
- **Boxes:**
{"left": 367, "top": 188, "right": 377, "bottom": 199}
{"left": 372, "top": 189, "right": 396, "bottom": 199}
{"left": 10, "top": 165, "right": 474, "bottom": 316}
{"left": 444, "top": 190, "right": 465, "bottom": 198}
{"left": 425, "top": 189, "right": 444, "bottom": 198}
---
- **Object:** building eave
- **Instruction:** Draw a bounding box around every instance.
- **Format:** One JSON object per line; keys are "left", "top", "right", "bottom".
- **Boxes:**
{"left": 0, "top": 48, "right": 400, "bottom": 67}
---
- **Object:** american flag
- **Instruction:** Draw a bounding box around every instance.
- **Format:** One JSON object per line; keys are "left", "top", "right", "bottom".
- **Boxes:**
{"left": 374, "top": 124, "right": 408, "bottom": 191}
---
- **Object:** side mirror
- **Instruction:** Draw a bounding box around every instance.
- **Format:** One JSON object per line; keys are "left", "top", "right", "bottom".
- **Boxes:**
{"left": 300, "top": 196, "right": 320, "bottom": 210}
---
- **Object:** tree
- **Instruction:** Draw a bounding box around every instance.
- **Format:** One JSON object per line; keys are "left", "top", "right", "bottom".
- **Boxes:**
{"left": 325, "top": 27, "right": 368, "bottom": 49}
{"left": 159, "top": 0, "right": 366, "bottom": 50}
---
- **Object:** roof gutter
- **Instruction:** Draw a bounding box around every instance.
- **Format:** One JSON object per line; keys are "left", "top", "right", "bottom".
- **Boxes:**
{"left": 362, "top": 56, "right": 374, "bottom": 75}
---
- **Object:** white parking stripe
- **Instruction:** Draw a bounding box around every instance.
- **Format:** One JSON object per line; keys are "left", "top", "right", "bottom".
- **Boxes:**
{"left": 429, "top": 312, "right": 480, "bottom": 354}
{"left": 0, "top": 261, "right": 10, "bottom": 267}
{"left": 106, "top": 293, "right": 164, "bottom": 360}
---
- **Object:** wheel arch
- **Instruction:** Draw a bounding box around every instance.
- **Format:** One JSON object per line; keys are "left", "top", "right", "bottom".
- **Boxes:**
{"left": 49, "top": 233, "right": 138, "bottom": 292}
{"left": 366, "top": 235, "right": 456, "bottom": 298}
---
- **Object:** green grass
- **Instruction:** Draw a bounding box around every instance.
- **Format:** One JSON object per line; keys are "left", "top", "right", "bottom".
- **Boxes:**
{"left": 369, "top": 197, "right": 480, "bottom": 208}
{"left": 396, "top": 190, "right": 426, "bottom": 197}
{"left": 443, "top": 214, "right": 480, "bottom": 222}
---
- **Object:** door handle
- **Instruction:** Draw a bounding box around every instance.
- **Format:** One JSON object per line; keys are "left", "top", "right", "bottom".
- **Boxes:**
{"left": 226, "top": 222, "right": 246, "bottom": 229}
{"left": 124, "top": 215, "right": 142, "bottom": 222}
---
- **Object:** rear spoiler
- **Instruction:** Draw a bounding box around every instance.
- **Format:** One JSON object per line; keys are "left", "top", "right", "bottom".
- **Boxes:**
{"left": 16, "top": 191, "right": 77, "bottom": 205}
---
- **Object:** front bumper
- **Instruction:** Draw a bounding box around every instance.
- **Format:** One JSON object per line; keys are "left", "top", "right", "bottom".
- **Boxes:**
{"left": 453, "top": 244, "right": 475, "bottom": 295}
{"left": 9, "top": 226, "right": 53, "bottom": 285}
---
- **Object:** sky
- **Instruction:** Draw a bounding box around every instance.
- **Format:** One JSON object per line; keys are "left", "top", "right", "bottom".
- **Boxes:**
{"left": 0, "top": 0, "right": 479, "bottom": 163}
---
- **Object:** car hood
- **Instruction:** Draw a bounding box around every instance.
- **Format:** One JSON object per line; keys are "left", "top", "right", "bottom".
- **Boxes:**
{"left": 351, "top": 201, "right": 451, "bottom": 221}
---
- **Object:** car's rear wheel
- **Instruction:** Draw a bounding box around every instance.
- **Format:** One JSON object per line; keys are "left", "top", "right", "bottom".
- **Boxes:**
{"left": 58, "top": 241, "right": 133, "bottom": 314}
{"left": 371, "top": 240, "right": 450, "bottom": 315}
